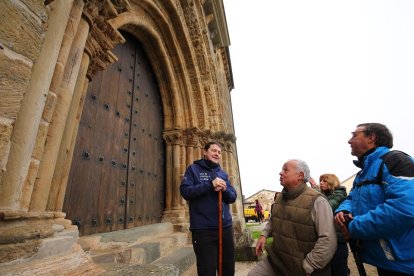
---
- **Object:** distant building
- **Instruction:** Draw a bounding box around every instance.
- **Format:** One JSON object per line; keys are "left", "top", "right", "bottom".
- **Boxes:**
{"left": 341, "top": 174, "right": 357, "bottom": 193}
{"left": 244, "top": 189, "right": 277, "bottom": 212}
{"left": 243, "top": 175, "right": 356, "bottom": 215}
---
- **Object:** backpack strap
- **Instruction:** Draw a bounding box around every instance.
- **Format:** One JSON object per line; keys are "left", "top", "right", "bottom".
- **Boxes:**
{"left": 355, "top": 159, "right": 385, "bottom": 187}
{"left": 355, "top": 150, "right": 411, "bottom": 187}
{"left": 356, "top": 176, "right": 383, "bottom": 187}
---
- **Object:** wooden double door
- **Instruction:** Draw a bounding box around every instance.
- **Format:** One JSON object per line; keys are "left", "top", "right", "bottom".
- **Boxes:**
{"left": 63, "top": 32, "right": 165, "bottom": 236}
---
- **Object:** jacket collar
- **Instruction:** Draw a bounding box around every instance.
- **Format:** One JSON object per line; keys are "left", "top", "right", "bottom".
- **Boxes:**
{"left": 352, "top": 147, "right": 390, "bottom": 169}
{"left": 194, "top": 159, "right": 221, "bottom": 171}
{"left": 282, "top": 183, "right": 307, "bottom": 200}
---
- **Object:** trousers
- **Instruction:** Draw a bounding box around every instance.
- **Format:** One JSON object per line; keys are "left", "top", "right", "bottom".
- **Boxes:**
{"left": 332, "top": 243, "right": 349, "bottom": 276}
{"left": 191, "top": 226, "right": 235, "bottom": 276}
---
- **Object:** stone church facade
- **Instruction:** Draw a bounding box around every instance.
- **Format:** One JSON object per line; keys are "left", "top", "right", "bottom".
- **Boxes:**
{"left": 0, "top": 0, "right": 247, "bottom": 273}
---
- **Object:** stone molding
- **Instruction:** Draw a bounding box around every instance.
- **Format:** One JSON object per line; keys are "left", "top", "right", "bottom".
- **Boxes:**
{"left": 163, "top": 128, "right": 236, "bottom": 149}
{"left": 0, "top": 210, "right": 65, "bottom": 221}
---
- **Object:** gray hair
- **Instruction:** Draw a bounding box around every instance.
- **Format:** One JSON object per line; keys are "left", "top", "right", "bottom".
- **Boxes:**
{"left": 289, "top": 159, "right": 310, "bottom": 182}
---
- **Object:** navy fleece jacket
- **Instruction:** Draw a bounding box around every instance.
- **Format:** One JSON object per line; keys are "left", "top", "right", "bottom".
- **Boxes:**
{"left": 180, "top": 159, "right": 237, "bottom": 230}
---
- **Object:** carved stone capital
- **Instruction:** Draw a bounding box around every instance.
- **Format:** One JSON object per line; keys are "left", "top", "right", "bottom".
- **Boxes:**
{"left": 198, "top": 129, "right": 213, "bottom": 146}
{"left": 163, "top": 129, "right": 183, "bottom": 145}
{"left": 182, "top": 127, "right": 200, "bottom": 147}
{"left": 83, "top": 0, "right": 130, "bottom": 79}
{"left": 224, "top": 132, "right": 236, "bottom": 143}
{"left": 189, "top": 130, "right": 235, "bottom": 151}
{"left": 211, "top": 130, "right": 225, "bottom": 140}
{"left": 163, "top": 128, "right": 236, "bottom": 149}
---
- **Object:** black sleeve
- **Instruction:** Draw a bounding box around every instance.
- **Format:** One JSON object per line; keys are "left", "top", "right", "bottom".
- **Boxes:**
{"left": 383, "top": 151, "right": 414, "bottom": 177}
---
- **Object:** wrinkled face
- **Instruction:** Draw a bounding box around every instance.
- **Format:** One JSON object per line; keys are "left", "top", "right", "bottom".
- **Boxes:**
{"left": 348, "top": 126, "right": 375, "bottom": 158}
{"left": 279, "top": 160, "right": 303, "bottom": 189}
{"left": 204, "top": 144, "right": 221, "bottom": 163}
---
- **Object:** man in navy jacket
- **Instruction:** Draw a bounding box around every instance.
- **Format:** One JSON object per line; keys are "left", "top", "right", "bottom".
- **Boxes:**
{"left": 335, "top": 123, "right": 414, "bottom": 275}
{"left": 180, "top": 141, "right": 237, "bottom": 276}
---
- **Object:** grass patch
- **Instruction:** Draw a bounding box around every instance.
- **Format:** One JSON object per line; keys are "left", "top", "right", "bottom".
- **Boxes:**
{"left": 251, "top": 230, "right": 261, "bottom": 239}
{"left": 251, "top": 230, "right": 273, "bottom": 245}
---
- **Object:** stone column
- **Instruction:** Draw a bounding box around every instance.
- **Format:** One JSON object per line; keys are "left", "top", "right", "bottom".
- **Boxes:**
{"left": 180, "top": 144, "right": 188, "bottom": 206}
{"left": 186, "top": 146, "right": 193, "bottom": 169}
{"left": 0, "top": 0, "right": 74, "bottom": 211}
{"left": 162, "top": 130, "right": 187, "bottom": 225}
{"left": 222, "top": 148, "right": 229, "bottom": 175}
{"left": 172, "top": 143, "right": 181, "bottom": 207}
{"left": 162, "top": 130, "right": 183, "bottom": 210}
{"left": 225, "top": 142, "right": 234, "bottom": 185}
{"left": 15, "top": 0, "right": 84, "bottom": 210}
{"left": 30, "top": 8, "right": 89, "bottom": 212}
{"left": 195, "top": 146, "right": 202, "bottom": 161}
{"left": 184, "top": 146, "right": 193, "bottom": 205}
{"left": 227, "top": 145, "right": 239, "bottom": 215}
{"left": 19, "top": 0, "right": 84, "bottom": 212}
{"left": 165, "top": 143, "right": 173, "bottom": 210}
{"left": 48, "top": 52, "right": 90, "bottom": 211}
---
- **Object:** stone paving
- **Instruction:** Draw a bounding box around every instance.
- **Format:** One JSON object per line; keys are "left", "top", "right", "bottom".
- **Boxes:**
{"left": 182, "top": 223, "right": 261, "bottom": 276}
{"left": 183, "top": 222, "right": 378, "bottom": 276}
{"left": 182, "top": 261, "right": 256, "bottom": 276}
{"left": 102, "top": 263, "right": 179, "bottom": 276}
{"left": 97, "top": 221, "right": 377, "bottom": 276}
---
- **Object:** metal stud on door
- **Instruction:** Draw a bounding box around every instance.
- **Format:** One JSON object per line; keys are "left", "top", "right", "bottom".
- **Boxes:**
{"left": 64, "top": 32, "right": 165, "bottom": 236}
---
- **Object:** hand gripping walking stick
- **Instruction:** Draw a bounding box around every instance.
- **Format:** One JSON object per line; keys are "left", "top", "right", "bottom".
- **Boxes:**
{"left": 218, "top": 190, "right": 223, "bottom": 276}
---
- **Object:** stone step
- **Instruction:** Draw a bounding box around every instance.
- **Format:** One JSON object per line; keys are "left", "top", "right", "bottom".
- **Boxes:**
{"left": 101, "top": 246, "right": 196, "bottom": 276}
{"left": 0, "top": 245, "right": 105, "bottom": 276}
{"left": 96, "top": 222, "right": 175, "bottom": 243}
{"left": 77, "top": 222, "right": 192, "bottom": 275}
{"left": 152, "top": 246, "right": 195, "bottom": 274}
{"left": 91, "top": 241, "right": 161, "bottom": 264}
{"left": 89, "top": 231, "right": 189, "bottom": 265}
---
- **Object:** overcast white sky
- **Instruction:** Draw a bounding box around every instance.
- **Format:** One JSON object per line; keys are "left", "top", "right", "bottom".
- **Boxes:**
{"left": 223, "top": 1, "right": 414, "bottom": 198}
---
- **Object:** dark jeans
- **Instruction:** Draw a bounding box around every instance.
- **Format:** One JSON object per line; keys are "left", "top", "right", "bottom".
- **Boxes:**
{"left": 332, "top": 243, "right": 349, "bottom": 276}
{"left": 378, "top": 268, "right": 414, "bottom": 276}
{"left": 191, "top": 227, "right": 235, "bottom": 276}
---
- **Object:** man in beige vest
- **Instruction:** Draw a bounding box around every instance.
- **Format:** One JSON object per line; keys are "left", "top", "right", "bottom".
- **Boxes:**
{"left": 248, "top": 159, "right": 337, "bottom": 276}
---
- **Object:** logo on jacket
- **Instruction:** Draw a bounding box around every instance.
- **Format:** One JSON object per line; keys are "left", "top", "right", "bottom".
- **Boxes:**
{"left": 199, "top": 172, "right": 210, "bottom": 181}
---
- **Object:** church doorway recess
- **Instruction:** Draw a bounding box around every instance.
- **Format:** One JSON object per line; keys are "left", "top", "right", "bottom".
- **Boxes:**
{"left": 63, "top": 32, "right": 165, "bottom": 236}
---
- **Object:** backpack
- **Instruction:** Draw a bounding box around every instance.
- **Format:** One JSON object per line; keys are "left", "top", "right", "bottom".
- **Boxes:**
{"left": 356, "top": 150, "right": 412, "bottom": 187}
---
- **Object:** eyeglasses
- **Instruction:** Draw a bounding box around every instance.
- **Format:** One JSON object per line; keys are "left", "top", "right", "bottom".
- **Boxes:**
{"left": 350, "top": 130, "right": 365, "bottom": 139}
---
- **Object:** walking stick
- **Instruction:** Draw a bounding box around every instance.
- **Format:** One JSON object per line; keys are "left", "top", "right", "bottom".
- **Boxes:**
{"left": 349, "top": 240, "right": 367, "bottom": 276}
{"left": 343, "top": 214, "right": 366, "bottom": 276}
{"left": 218, "top": 190, "right": 223, "bottom": 276}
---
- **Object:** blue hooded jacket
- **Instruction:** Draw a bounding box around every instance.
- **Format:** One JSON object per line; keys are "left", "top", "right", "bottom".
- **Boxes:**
{"left": 180, "top": 159, "right": 237, "bottom": 230}
{"left": 336, "top": 146, "right": 414, "bottom": 273}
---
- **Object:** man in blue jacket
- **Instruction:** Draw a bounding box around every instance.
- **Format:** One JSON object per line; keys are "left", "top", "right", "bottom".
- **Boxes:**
{"left": 335, "top": 123, "right": 414, "bottom": 275}
{"left": 180, "top": 141, "right": 237, "bottom": 276}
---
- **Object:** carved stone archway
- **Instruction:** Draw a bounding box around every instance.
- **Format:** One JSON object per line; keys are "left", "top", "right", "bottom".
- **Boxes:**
{"left": 0, "top": 0, "right": 247, "bottom": 271}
